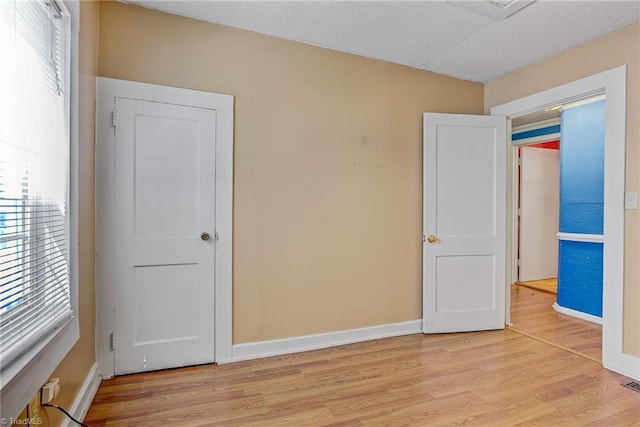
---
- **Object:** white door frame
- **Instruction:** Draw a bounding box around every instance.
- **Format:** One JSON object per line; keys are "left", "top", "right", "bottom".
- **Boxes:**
{"left": 492, "top": 66, "right": 628, "bottom": 376}
{"left": 96, "top": 77, "right": 234, "bottom": 378}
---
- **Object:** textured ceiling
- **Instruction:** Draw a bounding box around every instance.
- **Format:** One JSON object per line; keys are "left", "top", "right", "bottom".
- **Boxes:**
{"left": 125, "top": 0, "right": 640, "bottom": 83}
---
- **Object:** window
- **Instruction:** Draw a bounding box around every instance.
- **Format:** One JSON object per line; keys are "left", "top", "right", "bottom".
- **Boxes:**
{"left": 0, "top": 0, "right": 72, "bottom": 370}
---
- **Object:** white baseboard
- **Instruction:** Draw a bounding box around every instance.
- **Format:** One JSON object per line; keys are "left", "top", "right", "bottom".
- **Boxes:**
{"left": 552, "top": 302, "right": 603, "bottom": 325}
{"left": 231, "top": 320, "right": 423, "bottom": 362}
{"left": 621, "top": 353, "right": 640, "bottom": 381}
{"left": 61, "top": 362, "right": 101, "bottom": 427}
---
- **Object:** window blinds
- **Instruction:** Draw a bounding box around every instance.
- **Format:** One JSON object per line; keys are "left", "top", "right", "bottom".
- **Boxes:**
{"left": 0, "top": 0, "right": 72, "bottom": 368}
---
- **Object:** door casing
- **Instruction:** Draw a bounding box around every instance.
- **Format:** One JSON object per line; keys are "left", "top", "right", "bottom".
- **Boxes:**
{"left": 492, "top": 66, "right": 628, "bottom": 377}
{"left": 96, "top": 77, "right": 234, "bottom": 378}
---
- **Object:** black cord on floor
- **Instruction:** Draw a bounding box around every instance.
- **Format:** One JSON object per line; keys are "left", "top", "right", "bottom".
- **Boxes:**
{"left": 42, "top": 403, "right": 89, "bottom": 427}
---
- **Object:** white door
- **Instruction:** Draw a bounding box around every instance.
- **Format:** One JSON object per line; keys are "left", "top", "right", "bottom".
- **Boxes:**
{"left": 519, "top": 147, "right": 559, "bottom": 282}
{"left": 114, "top": 98, "right": 216, "bottom": 375}
{"left": 423, "top": 113, "right": 506, "bottom": 333}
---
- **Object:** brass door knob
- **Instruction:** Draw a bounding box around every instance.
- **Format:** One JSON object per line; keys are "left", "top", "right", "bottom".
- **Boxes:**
{"left": 201, "top": 232, "right": 211, "bottom": 241}
{"left": 427, "top": 234, "right": 438, "bottom": 243}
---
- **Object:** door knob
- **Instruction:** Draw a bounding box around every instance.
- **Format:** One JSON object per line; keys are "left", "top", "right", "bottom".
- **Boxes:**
{"left": 201, "top": 232, "right": 211, "bottom": 241}
{"left": 427, "top": 234, "right": 438, "bottom": 243}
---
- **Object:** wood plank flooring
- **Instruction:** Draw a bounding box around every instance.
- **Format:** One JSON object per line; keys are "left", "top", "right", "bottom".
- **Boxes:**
{"left": 516, "top": 278, "right": 557, "bottom": 294}
{"left": 510, "top": 283, "right": 602, "bottom": 362}
{"left": 86, "top": 330, "right": 637, "bottom": 425}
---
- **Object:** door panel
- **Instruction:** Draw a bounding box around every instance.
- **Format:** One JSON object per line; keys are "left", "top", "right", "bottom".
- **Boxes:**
{"left": 114, "top": 98, "right": 216, "bottom": 375}
{"left": 519, "top": 147, "right": 559, "bottom": 281}
{"left": 133, "top": 114, "right": 200, "bottom": 238}
{"left": 423, "top": 113, "right": 506, "bottom": 333}
{"left": 435, "top": 255, "right": 496, "bottom": 312}
{"left": 435, "top": 126, "right": 497, "bottom": 237}
{"left": 133, "top": 264, "right": 200, "bottom": 345}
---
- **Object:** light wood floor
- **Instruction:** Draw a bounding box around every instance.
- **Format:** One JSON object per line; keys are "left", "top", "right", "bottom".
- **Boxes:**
{"left": 86, "top": 323, "right": 637, "bottom": 425}
{"left": 510, "top": 283, "right": 602, "bottom": 362}
{"left": 516, "top": 278, "right": 557, "bottom": 294}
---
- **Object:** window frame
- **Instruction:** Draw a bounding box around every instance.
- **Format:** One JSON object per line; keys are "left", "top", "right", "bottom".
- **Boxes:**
{"left": 0, "top": 0, "right": 79, "bottom": 420}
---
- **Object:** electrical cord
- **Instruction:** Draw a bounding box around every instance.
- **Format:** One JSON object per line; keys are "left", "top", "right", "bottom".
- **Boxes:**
{"left": 42, "top": 403, "right": 89, "bottom": 427}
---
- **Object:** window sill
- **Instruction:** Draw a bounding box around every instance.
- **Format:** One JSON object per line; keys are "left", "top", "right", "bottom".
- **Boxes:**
{"left": 0, "top": 317, "right": 78, "bottom": 420}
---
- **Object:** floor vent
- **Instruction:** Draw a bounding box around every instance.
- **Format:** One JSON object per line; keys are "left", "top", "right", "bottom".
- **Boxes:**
{"left": 621, "top": 381, "right": 640, "bottom": 393}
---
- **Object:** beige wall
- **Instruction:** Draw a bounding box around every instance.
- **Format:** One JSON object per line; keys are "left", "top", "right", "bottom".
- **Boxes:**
{"left": 485, "top": 23, "right": 640, "bottom": 356}
{"left": 47, "top": 1, "right": 98, "bottom": 425}
{"left": 97, "top": 1, "right": 484, "bottom": 343}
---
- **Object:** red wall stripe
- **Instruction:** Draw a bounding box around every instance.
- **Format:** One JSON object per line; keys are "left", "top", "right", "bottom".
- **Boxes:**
{"left": 527, "top": 139, "right": 560, "bottom": 150}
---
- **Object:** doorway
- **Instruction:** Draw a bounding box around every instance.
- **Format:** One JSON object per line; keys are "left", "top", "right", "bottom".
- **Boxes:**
{"left": 96, "top": 77, "right": 235, "bottom": 378}
{"left": 509, "top": 101, "right": 604, "bottom": 361}
{"left": 513, "top": 110, "right": 561, "bottom": 293}
{"left": 491, "top": 66, "right": 626, "bottom": 374}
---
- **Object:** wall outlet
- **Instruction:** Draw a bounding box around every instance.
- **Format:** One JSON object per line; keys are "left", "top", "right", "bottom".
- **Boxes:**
{"left": 41, "top": 377, "right": 61, "bottom": 404}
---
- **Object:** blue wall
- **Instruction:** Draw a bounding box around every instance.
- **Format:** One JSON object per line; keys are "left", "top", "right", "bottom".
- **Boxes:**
{"left": 559, "top": 101, "right": 605, "bottom": 234}
{"left": 557, "top": 240, "right": 603, "bottom": 317}
{"left": 557, "top": 100, "right": 605, "bottom": 317}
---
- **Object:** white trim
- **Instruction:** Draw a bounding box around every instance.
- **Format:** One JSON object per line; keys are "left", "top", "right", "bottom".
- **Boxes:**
{"left": 556, "top": 232, "right": 604, "bottom": 243}
{"left": 230, "top": 319, "right": 640, "bottom": 382}
{"left": 95, "top": 93, "right": 115, "bottom": 379}
{"left": 0, "top": 0, "right": 80, "bottom": 420}
{"left": 231, "top": 320, "right": 423, "bottom": 363}
{"left": 492, "top": 66, "right": 626, "bottom": 375}
{"left": 505, "top": 119, "right": 514, "bottom": 325}
{"left": 95, "top": 77, "right": 234, "bottom": 376}
{"left": 512, "top": 132, "right": 561, "bottom": 146}
{"left": 0, "top": 322, "right": 79, "bottom": 421}
{"left": 60, "top": 363, "right": 101, "bottom": 427}
{"left": 620, "top": 353, "right": 640, "bottom": 381}
{"left": 552, "top": 302, "right": 602, "bottom": 325}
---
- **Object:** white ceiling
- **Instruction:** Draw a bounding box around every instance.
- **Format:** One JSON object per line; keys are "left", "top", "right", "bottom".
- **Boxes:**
{"left": 126, "top": 0, "right": 640, "bottom": 83}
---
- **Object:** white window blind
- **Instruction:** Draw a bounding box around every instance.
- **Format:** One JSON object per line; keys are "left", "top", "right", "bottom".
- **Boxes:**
{"left": 0, "top": 0, "right": 72, "bottom": 368}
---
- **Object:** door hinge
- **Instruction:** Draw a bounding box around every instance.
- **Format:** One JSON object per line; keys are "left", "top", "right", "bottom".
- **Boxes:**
{"left": 517, "top": 208, "right": 521, "bottom": 217}
{"left": 517, "top": 157, "right": 522, "bottom": 166}
{"left": 110, "top": 332, "right": 116, "bottom": 351}
{"left": 112, "top": 110, "right": 117, "bottom": 128}
{"left": 516, "top": 259, "right": 521, "bottom": 267}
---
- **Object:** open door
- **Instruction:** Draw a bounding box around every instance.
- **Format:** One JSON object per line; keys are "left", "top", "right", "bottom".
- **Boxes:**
{"left": 423, "top": 113, "right": 507, "bottom": 333}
